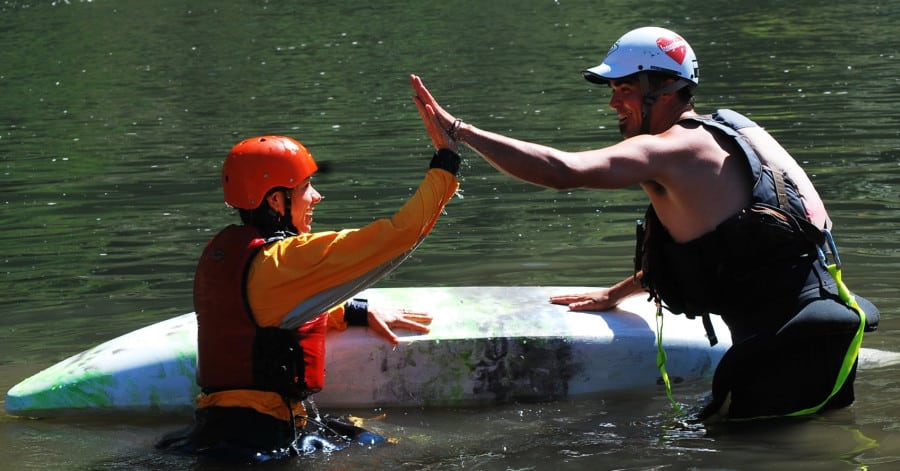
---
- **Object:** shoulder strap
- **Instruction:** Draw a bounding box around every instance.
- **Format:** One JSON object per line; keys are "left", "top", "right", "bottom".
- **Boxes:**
{"left": 681, "top": 110, "right": 814, "bottom": 221}
{"left": 679, "top": 110, "right": 766, "bottom": 189}
{"left": 772, "top": 167, "right": 790, "bottom": 212}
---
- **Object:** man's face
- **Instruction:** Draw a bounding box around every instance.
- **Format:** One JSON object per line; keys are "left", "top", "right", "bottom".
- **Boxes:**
{"left": 608, "top": 79, "right": 644, "bottom": 138}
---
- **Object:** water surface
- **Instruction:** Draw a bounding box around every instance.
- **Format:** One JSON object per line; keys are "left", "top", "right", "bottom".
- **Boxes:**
{"left": 1, "top": 1, "right": 898, "bottom": 469}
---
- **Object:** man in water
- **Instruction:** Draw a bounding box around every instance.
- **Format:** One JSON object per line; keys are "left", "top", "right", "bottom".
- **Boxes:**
{"left": 411, "top": 26, "right": 878, "bottom": 419}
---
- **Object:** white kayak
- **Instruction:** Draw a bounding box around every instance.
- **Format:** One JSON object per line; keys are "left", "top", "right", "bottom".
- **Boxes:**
{"left": 6, "top": 286, "right": 895, "bottom": 418}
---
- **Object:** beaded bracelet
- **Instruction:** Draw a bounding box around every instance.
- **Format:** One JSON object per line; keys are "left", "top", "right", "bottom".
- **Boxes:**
{"left": 447, "top": 119, "right": 463, "bottom": 141}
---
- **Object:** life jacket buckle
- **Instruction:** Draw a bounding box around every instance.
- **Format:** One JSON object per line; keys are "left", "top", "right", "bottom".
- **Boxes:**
{"left": 817, "top": 229, "right": 842, "bottom": 270}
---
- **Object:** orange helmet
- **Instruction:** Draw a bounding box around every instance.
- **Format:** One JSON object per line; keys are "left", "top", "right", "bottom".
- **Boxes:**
{"left": 222, "top": 135, "right": 318, "bottom": 209}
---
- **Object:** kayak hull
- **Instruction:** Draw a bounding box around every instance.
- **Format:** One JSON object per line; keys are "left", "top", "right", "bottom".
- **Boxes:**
{"left": 6, "top": 287, "right": 730, "bottom": 417}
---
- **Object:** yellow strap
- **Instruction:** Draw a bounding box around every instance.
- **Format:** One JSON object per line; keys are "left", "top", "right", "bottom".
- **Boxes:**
{"left": 655, "top": 301, "right": 682, "bottom": 412}
{"left": 786, "top": 264, "right": 865, "bottom": 417}
{"left": 734, "top": 263, "right": 866, "bottom": 421}
{"left": 654, "top": 247, "right": 864, "bottom": 419}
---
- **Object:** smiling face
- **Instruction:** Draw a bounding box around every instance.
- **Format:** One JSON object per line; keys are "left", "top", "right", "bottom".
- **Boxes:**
{"left": 264, "top": 176, "right": 322, "bottom": 234}
{"left": 607, "top": 75, "right": 689, "bottom": 138}
{"left": 287, "top": 177, "right": 322, "bottom": 233}
{"left": 608, "top": 78, "right": 645, "bottom": 138}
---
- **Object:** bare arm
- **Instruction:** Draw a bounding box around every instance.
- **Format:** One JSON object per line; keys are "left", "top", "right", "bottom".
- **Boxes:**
{"left": 549, "top": 272, "right": 646, "bottom": 311}
{"left": 410, "top": 75, "right": 662, "bottom": 191}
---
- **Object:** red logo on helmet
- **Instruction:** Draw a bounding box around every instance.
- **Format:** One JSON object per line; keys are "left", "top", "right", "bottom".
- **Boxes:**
{"left": 656, "top": 35, "right": 687, "bottom": 65}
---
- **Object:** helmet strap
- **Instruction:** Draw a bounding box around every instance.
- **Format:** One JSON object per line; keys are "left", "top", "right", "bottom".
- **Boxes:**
{"left": 638, "top": 73, "right": 656, "bottom": 135}
{"left": 637, "top": 74, "right": 692, "bottom": 135}
{"left": 249, "top": 189, "right": 297, "bottom": 238}
{"left": 655, "top": 78, "right": 691, "bottom": 95}
{"left": 279, "top": 189, "right": 298, "bottom": 234}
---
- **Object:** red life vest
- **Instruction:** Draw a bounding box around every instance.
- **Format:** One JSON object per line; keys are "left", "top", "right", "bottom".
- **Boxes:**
{"left": 194, "top": 224, "right": 327, "bottom": 396}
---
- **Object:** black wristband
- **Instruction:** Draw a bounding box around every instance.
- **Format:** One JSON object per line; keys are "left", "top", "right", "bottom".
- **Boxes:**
{"left": 429, "top": 148, "right": 461, "bottom": 176}
{"left": 344, "top": 298, "right": 369, "bottom": 326}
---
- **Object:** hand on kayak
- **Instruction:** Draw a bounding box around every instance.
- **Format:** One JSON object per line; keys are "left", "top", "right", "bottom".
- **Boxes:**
{"left": 367, "top": 307, "right": 433, "bottom": 345}
{"left": 411, "top": 74, "right": 459, "bottom": 153}
{"left": 550, "top": 289, "right": 620, "bottom": 311}
{"left": 552, "top": 273, "right": 646, "bottom": 311}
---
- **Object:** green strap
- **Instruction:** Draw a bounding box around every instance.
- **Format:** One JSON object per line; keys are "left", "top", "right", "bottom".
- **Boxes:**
{"left": 734, "top": 263, "right": 866, "bottom": 421}
{"left": 655, "top": 300, "right": 682, "bottom": 412}
{"left": 653, "top": 244, "right": 864, "bottom": 419}
{"left": 785, "top": 263, "right": 866, "bottom": 417}
{"left": 654, "top": 263, "right": 865, "bottom": 419}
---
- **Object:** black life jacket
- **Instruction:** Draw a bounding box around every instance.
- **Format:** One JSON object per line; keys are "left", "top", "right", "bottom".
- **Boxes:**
{"left": 635, "top": 110, "right": 826, "bottom": 340}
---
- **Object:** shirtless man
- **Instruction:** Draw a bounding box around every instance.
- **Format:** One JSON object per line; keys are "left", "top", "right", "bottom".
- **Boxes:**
{"left": 411, "top": 26, "right": 877, "bottom": 419}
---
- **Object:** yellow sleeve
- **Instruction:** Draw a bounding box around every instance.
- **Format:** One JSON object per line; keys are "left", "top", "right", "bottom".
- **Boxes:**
{"left": 327, "top": 304, "right": 349, "bottom": 331}
{"left": 247, "top": 168, "right": 458, "bottom": 328}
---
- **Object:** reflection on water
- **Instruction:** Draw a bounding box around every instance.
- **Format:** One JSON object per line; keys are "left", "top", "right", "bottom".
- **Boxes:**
{"left": 6, "top": 386, "right": 893, "bottom": 470}
{"left": 2, "top": 0, "right": 898, "bottom": 469}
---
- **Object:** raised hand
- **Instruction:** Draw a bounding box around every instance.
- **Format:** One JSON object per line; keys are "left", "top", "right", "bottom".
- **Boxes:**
{"left": 410, "top": 74, "right": 458, "bottom": 152}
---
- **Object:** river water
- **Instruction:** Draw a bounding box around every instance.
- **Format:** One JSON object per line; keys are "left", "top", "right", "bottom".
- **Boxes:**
{"left": 1, "top": 1, "right": 898, "bottom": 469}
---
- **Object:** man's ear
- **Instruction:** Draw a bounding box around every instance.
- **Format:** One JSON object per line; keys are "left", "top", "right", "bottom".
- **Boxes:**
{"left": 265, "top": 191, "right": 285, "bottom": 215}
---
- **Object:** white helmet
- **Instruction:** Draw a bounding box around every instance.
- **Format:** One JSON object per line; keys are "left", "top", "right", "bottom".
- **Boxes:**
{"left": 583, "top": 27, "right": 699, "bottom": 85}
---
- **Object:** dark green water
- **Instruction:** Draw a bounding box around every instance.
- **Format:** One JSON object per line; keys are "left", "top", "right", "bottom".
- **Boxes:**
{"left": 1, "top": 1, "right": 898, "bottom": 469}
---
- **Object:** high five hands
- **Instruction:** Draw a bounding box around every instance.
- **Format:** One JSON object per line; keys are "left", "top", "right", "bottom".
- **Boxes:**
{"left": 411, "top": 74, "right": 458, "bottom": 154}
